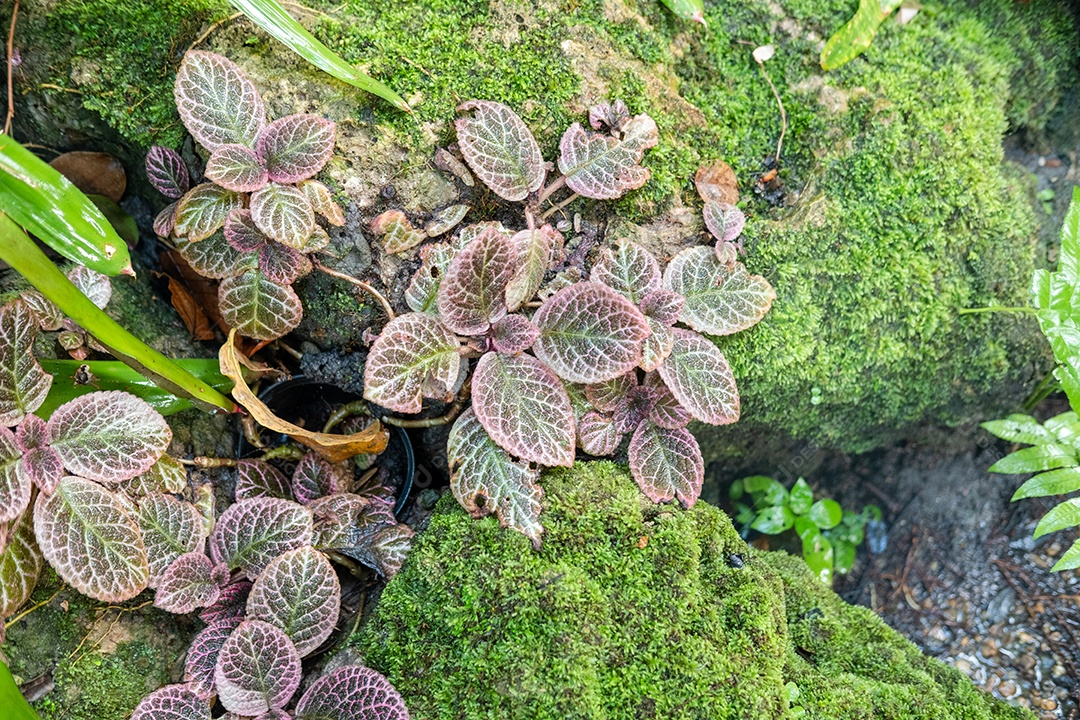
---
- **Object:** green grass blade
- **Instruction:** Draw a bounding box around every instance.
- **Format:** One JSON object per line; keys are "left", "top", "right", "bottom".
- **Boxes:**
{"left": 0, "top": 215, "right": 237, "bottom": 414}
{"left": 226, "top": 0, "right": 412, "bottom": 114}
{"left": 0, "top": 663, "right": 40, "bottom": 720}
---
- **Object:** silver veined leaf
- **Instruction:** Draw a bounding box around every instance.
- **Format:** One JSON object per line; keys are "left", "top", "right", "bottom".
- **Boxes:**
{"left": 137, "top": 492, "right": 205, "bottom": 587}
{"left": 256, "top": 114, "right": 336, "bottom": 184}
{"left": 250, "top": 183, "right": 315, "bottom": 249}
{"left": 472, "top": 352, "right": 575, "bottom": 467}
{"left": 146, "top": 147, "right": 191, "bottom": 200}
{"left": 291, "top": 453, "right": 343, "bottom": 505}
{"left": 258, "top": 242, "right": 311, "bottom": 285}
{"left": 0, "top": 299, "right": 52, "bottom": 425}
{"left": 175, "top": 183, "right": 246, "bottom": 242}
{"left": 447, "top": 409, "right": 543, "bottom": 549}
{"left": 425, "top": 204, "right": 470, "bottom": 237}
{"left": 557, "top": 114, "right": 658, "bottom": 200}
{"left": 532, "top": 282, "right": 651, "bottom": 384}
{"left": 258, "top": 709, "right": 293, "bottom": 720}
{"left": 225, "top": 209, "right": 270, "bottom": 253}
{"left": 455, "top": 100, "right": 545, "bottom": 202}
{"left": 611, "top": 385, "right": 656, "bottom": 434}
{"left": 585, "top": 372, "right": 636, "bottom": 413}
{"left": 578, "top": 410, "right": 622, "bottom": 456}
{"left": 590, "top": 240, "right": 661, "bottom": 304}
{"left": 130, "top": 683, "right": 212, "bottom": 720}
{"left": 211, "top": 497, "right": 313, "bottom": 578}
{"left": 505, "top": 224, "right": 563, "bottom": 311}
{"left": 206, "top": 144, "right": 269, "bottom": 192}
{"left": 364, "top": 523, "right": 414, "bottom": 578}
{"left": 68, "top": 265, "right": 113, "bottom": 309}
{"left": 184, "top": 617, "right": 243, "bottom": 699}
{"left": 657, "top": 329, "right": 739, "bottom": 425}
{"left": 0, "top": 510, "right": 42, "bottom": 618}
{"left": 363, "top": 313, "right": 463, "bottom": 413}
{"left": 644, "top": 372, "right": 691, "bottom": 429}
{"left": 628, "top": 421, "right": 703, "bottom": 508}
{"left": 215, "top": 619, "right": 302, "bottom": 715}
{"left": 294, "top": 665, "right": 409, "bottom": 720}
{"left": 218, "top": 270, "right": 304, "bottom": 341}
{"left": 174, "top": 51, "right": 266, "bottom": 151}
{"left": 246, "top": 545, "right": 340, "bottom": 655}
{"left": 298, "top": 180, "right": 345, "bottom": 226}
{"left": 33, "top": 475, "right": 148, "bottom": 601}
{"left": 154, "top": 201, "right": 180, "bottom": 238}
{"left": 21, "top": 290, "right": 64, "bottom": 331}
{"left": 640, "top": 289, "right": 684, "bottom": 327}
{"left": 588, "top": 99, "right": 630, "bottom": 132}
{"left": 48, "top": 391, "right": 172, "bottom": 483}
{"left": 299, "top": 225, "right": 332, "bottom": 253}
{"left": 311, "top": 495, "right": 409, "bottom": 578}
{"left": 405, "top": 241, "right": 459, "bottom": 314}
{"left": 236, "top": 460, "right": 294, "bottom": 501}
{"left": 489, "top": 314, "right": 539, "bottom": 354}
{"left": 663, "top": 246, "right": 775, "bottom": 336}
{"left": 438, "top": 225, "right": 515, "bottom": 335}
{"left": 371, "top": 210, "right": 425, "bottom": 255}
{"left": 200, "top": 580, "right": 252, "bottom": 625}
{"left": 16, "top": 416, "right": 62, "bottom": 492}
{"left": 155, "top": 551, "right": 222, "bottom": 614}
{"left": 123, "top": 454, "right": 188, "bottom": 498}
{"left": 640, "top": 317, "right": 674, "bottom": 372}
{"left": 177, "top": 231, "right": 258, "bottom": 280}
{"left": 703, "top": 201, "right": 745, "bottom": 245}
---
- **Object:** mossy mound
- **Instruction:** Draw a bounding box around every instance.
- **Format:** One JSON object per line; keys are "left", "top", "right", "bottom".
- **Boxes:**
{"left": 352, "top": 462, "right": 1029, "bottom": 719}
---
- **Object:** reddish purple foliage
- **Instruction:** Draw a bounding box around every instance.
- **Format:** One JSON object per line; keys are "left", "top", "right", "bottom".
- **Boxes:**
{"left": 488, "top": 314, "right": 539, "bottom": 354}
{"left": 438, "top": 225, "right": 514, "bottom": 335}
{"left": 256, "top": 114, "right": 336, "bottom": 184}
{"left": 184, "top": 617, "right": 243, "bottom": 698}
{"left": 236, "top": 460, "right": 294, "bottom": 501}
{"left": 130, "top": 684, "right": 211, "bottom": 720}
{"left": 146, "top": 147, "right": 191, "bottom": 200}
{"left": 294, "top": 665, "right": 410, "bottom": 720}
{"left": 199, "top": 580, "right": 252, "bottom": 624}
{"left": 214, "top": 620, "right": 301, "bottom": 715}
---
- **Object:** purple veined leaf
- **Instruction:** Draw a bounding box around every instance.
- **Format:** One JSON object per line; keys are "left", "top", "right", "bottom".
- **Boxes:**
{"left": 236, "top": 459, "right": 294, "bottom": 501}
{"left": 155, "top": 551, "right": 222, "bottom": 614}
{"left": 175, "top": 183, "right": 246, "bottom": 242}
{"left": 489, "top": 314, "right": 539, "bottom": 354}
{"left": 174, "top": 51, "right": 266, "bottom": 151}
{"left": 256, "top": 114, "right": 336, "bottom": 184}
{"left": 629, "top": 421, "right": 704, "bottom": 508}
{"left": 146, "top": 147, "right": 192, "bottom": 200}
{"left": 0, "top": 298, "right": 53, "bottom": 425}
{"left": 0, "top": 510, "right": 42, "bottom": 618}
{"left": 425, "top": 204, "right": 470, "bottom": 237}
{"left": 259, "top": 242, "right": 311, "bottom": 285}
{"left": 715, "top": 240, "right": 738, "bottom": 267}
{"left": 176, "top": 230, "right": 258, "bottom": 280}
{"left": 19, "top": 447, "right": 63, "bottom": 494}
{"left": 590, "top": 239, "right": 661, "bottom": 304}
{"left": 226, "top": 209, "right": 271, "bottom": 253}
{"left": 291, "top": 453, "right": 343, "bottom": 505}
{"left": 122, "top": 454, "right": 188, "bottom": 498}
{"left": 184, "top": 616, "right": 243, "bottom": 698}
{"left": 643, "top": 372, "right": 691, "bottom": 429}
{"left": 505, "top": 224, "right": 563, "bottom": 312}
{"left": 154, "top": 201, "right": 180, "bottom": 238}
{"left": 457, "top": 220, "right": 513, "bottom": 245}
{"left": 584, "top": 371, "right": 637, "bottom": 413}
{"left": 21, "top": 290, "right": 64, "bottom": 331}
{"left": 218, "top": 269, "right": 304, "bottom": 341}
{"left": 640, "top": 289, "right": 685, "bottom": 327}
{"left": 294, "top": 665, "right": 409, "bottom": 720}
{"left": 130, "top": 683, "right": 211, "bottom": 720}
{"left": 48, "top": 391, "right": 172, "bottom": 483}
{"left": 206, "top": 144, "right": 269, "bottom": 193}
{"left": 577, "top": 410, "right": 622, "bottom": 456}
{"left": 214, "top": 619, "right": 302, "bottom": 715}
{"left": 210, "top": 497, "right": 313, "bottom": 579}
{"left": 447, "top": 409, "right": 544, "bottom": 549}
{"left": 640, "top": 317, "right": 674, "bottom": 372}
{"left": 657, "top": 329, "right": 739, "bottom": 425}
{"left": 309, "top": 493, "right": 396, "bottom": 548}
{"left": 662, "top": 246, "right": 776, "bottom": 336}
{"left": 371, "top": 210, "right": 426, "bottom": 255}
{"left": 67, "top": 265, "right": 112, "bottom": 309}
{"left": 250, "top": 183, "right": 316, "bottom": 249}
{"left": 404, "top": 241, "right": 459, "bottom": 314}
{"left": 455, "top": 100, "right": 545, "bottom": 202}
{"left": 363, "top": 523, "right": 414, "bottom": 578}
{"left": 200, "top": 580, "right": 252, "bottom": 624}
{"left": 297, "top": 180, "right": 345, "bottom": 226}
{"left": 532, "top": 282, "right": 651, "bottom": 384}
{"left": 438, "top": 225, "right": 515, "bottom": 335}
{"left": 702, "top": 201, "right": 746, "bottom": 245}
{"left": 246, "top": 545, "right": 340, "bottom": 655}
{"left": 557, "top": 114, "right": 658, "bottom": 200}
{"left": 588, "top": 99, "right": 630, "bottom": 132}
{"left": 258, "top": 710, "right": 293, "bottom": 720}
{"left": 612, "top": 385, "right": 656, "bottom": 434}
{"left": 565, "top": 382, "right": 591, "bottom": 426}
{"left": 363, "top": 313, "right": 463, "bottom": 413}
{"left": 472, "top": 352, "right": 576, "bottom": 467}
{"left": 15, "top": 413, "right": 48, "bottom": 450}
{"left": 137, "top": 492, "right": 205, "bottom": 588}
{"left": 33, "top": 475, "right": 149, "bottom": 601}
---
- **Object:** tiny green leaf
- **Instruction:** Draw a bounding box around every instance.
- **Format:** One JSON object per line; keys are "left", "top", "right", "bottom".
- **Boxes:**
{"left": 752, "top": 505, "right": 795, "bottom": 534}
{"left": 989, "top": 444, "right": 1076, "bottom": 474}
{"left": 808, "top": 499, "right": 843, "bottom": 529}
{"left": 789, "top": 478, "right": 813, "bottom": 516}
{"left": 820, "top": 0, "right": 901, "bottom": 70}
{"left": 981, "top": 414, "right": 1054, "bottom": 445}
{"left": 1051, "top": 538, "right": 1080, "bottom": 572}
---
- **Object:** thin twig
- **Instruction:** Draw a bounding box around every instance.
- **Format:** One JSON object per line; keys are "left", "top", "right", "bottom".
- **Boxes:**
{"left": 37, "top": 83, "right": 81, "bottom": 94}
{"left": 755, "top": 58, "right": 786, "bottom": 164}
{"left": 540, "top": 192, "right": 580, "bottom": 221}
{"left": 4, "top": 0, "right": 18, "bottom": 135}
{"left": 4, "top": 588, "right": 62, "bottom": 630}
{"left": 537, "top": 175, "right": 566, "bottom": 204}
{"left": 315, "top": 261, "right": 396, "bottom": 321}
{"left": 187, "top": 12, "right": 243, "bottom": 54}
{"left": 381, "top": 378, "right": 470, "bottom": 428}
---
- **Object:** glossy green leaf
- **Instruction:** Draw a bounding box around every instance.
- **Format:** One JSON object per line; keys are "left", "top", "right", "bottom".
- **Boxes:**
{"left": 832, "top": 540, "right": 856, "bottom": 574}
{"left": 793, "top": 516, "right": 819, "bottom": 541}
{"left": 981, "top": 414, "right": 1053, "bottom": 445}
{"left": 0, "top": 136, "right": 132, "bottom": 276}
{"left": 743, "top": 475, "right": 788, "bottom": 506}
{"left": 820, "top": 0, "right": 902, "bottom": 71}
{"left": 789, "top": 478, "right": 813, "bottom": 516}
{"left": 658, "top": 0, "right": 705, "bottom": 25}
{"left": 751, "top": 506, "right": 794, "bottom": 534}
{"left": 1051, "top": 538, "right": 1080, "bottom": 572}
{"left": 802, "top": 532, "right": 834, "bottom": 585}
{"left": 989, "top": 444, "right": 1076, "bottom": 474}
{"left": 1012, "top": 467, "right": 1080, "bottom": 500}
{"left": 808, "top": 499, "right": 842, "bottom": 530}
{"left": 0, "top": 662, "right": 40, "bottom": 720}
{"left": 0, "top": 511, "right": 42, "bottom": 619}
{"left": 1034, "top": 497, "right": 1080, "bottom": 539}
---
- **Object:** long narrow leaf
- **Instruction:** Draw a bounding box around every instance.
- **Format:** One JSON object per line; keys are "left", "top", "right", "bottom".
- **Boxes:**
{"left": 0, "top": 137, "right": 133, "bottom": 276}
{"left": 0, "top": 216, "right": 236, "bottom": 414}
{"left": 226, "top": 0, "right": 411, "bottom": 114}
{"left": 0, "top": 663, "right": 40, "bottom": 720}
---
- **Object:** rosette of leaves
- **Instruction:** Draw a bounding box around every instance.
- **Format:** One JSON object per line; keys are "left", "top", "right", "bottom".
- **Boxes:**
{"left": 146, "top": 51, "right": 345, "bottom": 341}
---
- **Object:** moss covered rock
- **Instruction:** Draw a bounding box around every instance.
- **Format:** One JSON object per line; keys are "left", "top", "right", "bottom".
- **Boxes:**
{"left": 352, "top": 462, "right": 1029, "bottom": 719}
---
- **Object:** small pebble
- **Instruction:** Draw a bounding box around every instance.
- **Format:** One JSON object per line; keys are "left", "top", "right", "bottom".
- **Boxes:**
{"left": 1039, "top": 698, "right": 1057, "bottom": 712}
{"left": 979, "top": 639, "right": 998, "bottom": 658}
{"left": 998, "top": 681, "right": 1017, "bottom": 698}
{"left": 955, "top": 659, "right": 973, "bottom": 674}
{"left": 1019, "top": 654, "right": 1037, "bottom": 671}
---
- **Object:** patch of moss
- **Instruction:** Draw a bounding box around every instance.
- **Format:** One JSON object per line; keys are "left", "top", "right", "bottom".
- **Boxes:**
{"left": 353, "top": 462, "right": 1030, "bottom": 719}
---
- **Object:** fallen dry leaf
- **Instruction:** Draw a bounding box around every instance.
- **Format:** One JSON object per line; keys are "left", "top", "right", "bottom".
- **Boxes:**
{"left": 50, "top": 151, "right": 127, "bottom": 203}
{"left": 166, "top": 276, "right": 215, "bottom": 341}
{"left": 694, "top": 160, "right": 739, "bottom": 206}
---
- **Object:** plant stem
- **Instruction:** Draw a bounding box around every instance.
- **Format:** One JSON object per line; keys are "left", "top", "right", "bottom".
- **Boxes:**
{"left": 537, "top": 175, "right": 566, "bottom": 204}
{"left": 541, "top": 192, "right": 580, "bottom": 221}
{"left": 756, "top": 58, "right": 786, "bottom": 164}
{"left": 957, "top": 306, "right": 1038, "bottom": 315}
{"left": 0, "top": 216, "right": 237, "bottom": 413}
{"left": 4, "top": 0, "right": 18, "bottom": 136}
{"left": 314, "top": 261, "right": 396, "bottom": 321}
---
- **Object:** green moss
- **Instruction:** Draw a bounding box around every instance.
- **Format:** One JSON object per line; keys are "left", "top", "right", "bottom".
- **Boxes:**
{"left": 353, "top": 462, "right": 1030, "bottom": 719}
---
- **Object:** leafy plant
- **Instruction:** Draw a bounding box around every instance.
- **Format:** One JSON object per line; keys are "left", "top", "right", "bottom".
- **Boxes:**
{"left": 820, "top": 0, "right": 903, "bottom": 71}
{"left": 982, "top": 187, "right": 1080, "bottom": 572}
{"left": 149, "top": 51, "right": 346, "bottom": 341}
{"left": 658, "top": 0, "right": 706, "bottom": 26}
{"left": 363, "top": 100, "right": 775, "bottom": 547}
{"left": 730, "top": 475, "right": 880, "bottom": 584}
